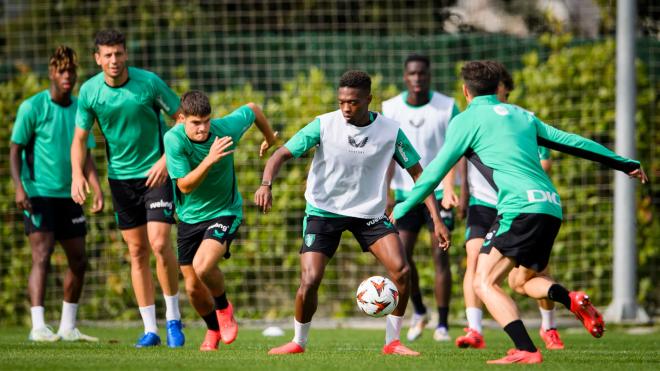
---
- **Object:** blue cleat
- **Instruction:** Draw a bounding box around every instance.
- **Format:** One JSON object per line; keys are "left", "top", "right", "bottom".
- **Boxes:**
{"left": 135, "top": 332, "right": 161, "bottom": 348}
{"left": 166, "top": 320, "right": 185, "bottom": 347}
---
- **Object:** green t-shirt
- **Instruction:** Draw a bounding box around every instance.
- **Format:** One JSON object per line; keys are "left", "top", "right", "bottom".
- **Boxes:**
{"left": 538, "top": 145, "right": 551, "bottom": 160}
{"left": 164, "top": 105, "right": 255, "bottom": 223}
{"left": 11, "top": 90, "right": 96, "bottom": 198}
{"left": 76, "top": 67, "right": 180, "bottom": 179}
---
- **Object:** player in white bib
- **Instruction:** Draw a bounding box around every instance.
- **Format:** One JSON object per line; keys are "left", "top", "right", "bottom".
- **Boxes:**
{"left": 382, "top": 54, "right": 460, "bottom": 342}
{"left": 255, "top": 71, "right": 450, "bottom": 356}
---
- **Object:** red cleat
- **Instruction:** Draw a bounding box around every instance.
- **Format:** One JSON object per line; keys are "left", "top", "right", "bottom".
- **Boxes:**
{"left": 216, "top": 302, "right": 238, "bottom": 344}
{"left": 569, "top": 291, "right": 605, "bottom": 338}
{"left": 487, "top": 348, "right": 543, "bottom": 364}
{"left": 268, "top": 341, "right": 305, "bottom": 355}
{"left": 199, "top": 330, "right": 221, "bottom": 351}
{"left": 455, "top": 328, "right": 486, "bottom": 349}
{"left": 382, "top": 340, "right": 420, "bottom": 356}
{"left": 539, "top": 328, "right": 564, "bottom": 350}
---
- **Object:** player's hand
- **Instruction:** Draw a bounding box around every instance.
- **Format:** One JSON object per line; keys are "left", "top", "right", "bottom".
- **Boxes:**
{"left": 387, "top": 212, "right": 396, "bottom": 225}
{"left": 146, "top": 156, "right": 169, "bottom": 188}
{"left": 259, "top": 131, "right": 279, "bottom": 158}
{"left": 15, "top": 186, "right": 32, "bottom": 213}
{"left": 71, "top": 175, "right": 90, "bottom": 205}
{"left": 628, "top": 167, "right": 648, "bottom": 184}
{"left": 91, "top": 190, "right": 104, "bottom": 214}
{"left": 441, "top": 188, "right": 459, "bottom": 209}
{"left": 206, "top": 136, "right": 235, "bottom": 165}
{"left": 254, "top": 185, "right": 273, "bottom": 213}
{"left": 433, "top": 220, "right": 451, "bottom": 251}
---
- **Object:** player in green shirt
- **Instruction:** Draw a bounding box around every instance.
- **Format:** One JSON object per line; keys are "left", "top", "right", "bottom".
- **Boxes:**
{"left": 393, "top": 61, "right": 647, "bottom": 364}
{"left": 164, "top": 91, "right": 278, "bottom": 351}
{"left": 10, "top": 46, "right": 102, "bottom": 342}
{"left": 70, "top": 29, "right": 184, "bottom": 348}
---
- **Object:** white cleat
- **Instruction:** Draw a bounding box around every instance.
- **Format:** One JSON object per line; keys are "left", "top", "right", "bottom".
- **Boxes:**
{"left": 433, "top": 326, "right": 451, "bottom": 342}
{"left": 406, "top": 313, "right": 429, "bottom": 341}
{"left": 29, "top": 326, "right": 61, "bottom": 342}
{"left": 58, "top": 328, "right": 99, "bottom": 342}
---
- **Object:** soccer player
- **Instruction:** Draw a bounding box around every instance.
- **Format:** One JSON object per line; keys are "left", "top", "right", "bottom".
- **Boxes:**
{"left": 256, "top": 70, "right": 450, "bottom": 356}
{"left": 10, "top": 46, "right": 101, "bottom": 342}
{"left": 382, "top": 54, "right": 460, "bottom": 342}
{"left": 164, "top": 91, "right": 278, "bottom": 351}
{"left": 70, "top": 29, "right": 184, "bottom": 348}
{"left": 392, "top": 61, "right": 647, "bottom": 364}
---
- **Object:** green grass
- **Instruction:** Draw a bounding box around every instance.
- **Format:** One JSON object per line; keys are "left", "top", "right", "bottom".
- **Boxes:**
{"left": 1, "top": 325, "right": 658, "bottom": 370}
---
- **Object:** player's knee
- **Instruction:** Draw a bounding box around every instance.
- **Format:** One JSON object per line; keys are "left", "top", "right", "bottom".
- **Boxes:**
{"left": 127, "top": 244, "right": 150, "bottom": 264}
{"left": 390, "top": 263, "right": 410, "bottom": 286}
{"left": 184, "top": 275, "right": 204, "bottom": 297}
{"left": 31, "top": 249, "right": 51, "bottom": 268}
{"left": 472, "top": 272, "right": 488, "bottom": 298}
{"left": 192, "top": 258, "right": 212, "bottom": 279}
{"left": 299, "top": 271, "right": 322, "bottom": 293}
{"left": 149, "top": 238, "right": 170, "bottom": 257}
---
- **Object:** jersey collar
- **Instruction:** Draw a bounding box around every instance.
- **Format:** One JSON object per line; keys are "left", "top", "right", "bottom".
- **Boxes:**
{"left": 468, "top": 94, "right": 500, "bottom": 107}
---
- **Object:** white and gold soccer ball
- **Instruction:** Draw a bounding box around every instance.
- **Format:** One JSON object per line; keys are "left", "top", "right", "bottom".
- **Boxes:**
{"left": 355, "top": 276, "right": 399, "bottom": 317}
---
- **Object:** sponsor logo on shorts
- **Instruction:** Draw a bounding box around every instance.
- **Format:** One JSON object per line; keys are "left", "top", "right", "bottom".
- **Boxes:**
{"left": 30, "top": 213, "right": 42, "bottom": 228}
{"left": 149, "top": 199, "right": 173, "bottom": 209}
{"left": 207, "top": 223, "right": 228, "bottom": 232}
{"left": 526, "top": 190, "right": 561, "bottom": 206}
{"left": 212, "top": 230, "right": 225, "bottom": 239}
{"left": 304, "top": 233, "right": 316, "bottom": 247}
{"left": 366, "top": 215, "right": 387, "bottom": 226}
{"left": 383, "top": 220, "right": 394, "bottom": 229}
{"left": 71, "top": 216, "right": 86, "bottom": 224}
{"left": 163, "top": 209, "right": 173, "bottom": 217}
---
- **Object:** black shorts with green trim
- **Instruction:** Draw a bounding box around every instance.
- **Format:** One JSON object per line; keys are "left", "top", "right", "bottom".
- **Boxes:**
{"left": 108, "top": 177, "right": 176, "bottom": 229}
{"left": 394, "top": 198, "right": 455, "bottom": 232}
{"left": 177, "top": 215, "right": 241, "bottom": 265}
{"left": 465, "top": 205, "right": 498, "bottom": 241}
{"left": 23, "top": 197, "right": 87, "bottom": 240}
{"left": 301, "top": 214, "right": 398, "bottom": 258}
{"left": 481, "top": 213, "right": 561, "bottom": 272}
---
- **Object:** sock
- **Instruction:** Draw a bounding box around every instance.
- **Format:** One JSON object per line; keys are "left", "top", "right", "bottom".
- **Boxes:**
{"left": 202, "top": 310, "right": 219, "bottom": 331}
{"left": 164, "top": 293, "right": 181, "bottom": 321}
{"left": 410, "top": 293, "right": 426, "bottom": 315}
{"left": 139, "top": 305, "right": 158, "bottom": 334}
{"left": 31, "top": 306, "right": 46, "bottom": 330}
{"left": 385, "top": 314, "right": 404, "bottom": 344}
{"left": 547, "top": 284, "right": 571, "bottom": 310}
{"left": 214, "top": 292, "right": 229, "bottom": 310}
{"left": 58, "top": 301, "right": 78, "bottom": 333}
{"left": 292, "top": 318, "right": 311, "bottom": 347}
{"left": 539, "top": 307, "right": 556, "bottom": 330}
{"left": 437, "top": 306, "right": 449, "bottom": 329}
{"left": 503, "top": 319, "right": 537, "bottom": 352}
{"left": 465, "top": 307, "right": 483, "bottom": 333}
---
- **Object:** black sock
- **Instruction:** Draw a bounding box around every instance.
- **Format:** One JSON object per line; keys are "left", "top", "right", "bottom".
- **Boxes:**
{"left": 202, "top": 310, "right": 219, "bottom": 330}
{"left": 214, "top": 292, "right": 229, "bottom": 310}
{"left": 410, "top": 293, "right": 426, "bottom": 315}
{"left": 503, "top": 320, "right": 537, "bottom": 352}
{"left": 547, "top": 284, "right": 571, "bottom": 310}
{"left": 437, "top": 307, "right": 449, "bottom": 329}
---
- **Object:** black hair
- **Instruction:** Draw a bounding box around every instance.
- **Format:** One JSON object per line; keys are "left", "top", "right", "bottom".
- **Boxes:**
{"left": 180, "top": 90, "right": 212, "bottom": 117}
{"left": 339, "top": 70, "right": 371, "bottom": 94}
{"left": 94, "top": 29, "right": 126, "bottom": 51}
{"left": 404, "top": 53, "right": 430, "bottom": 69}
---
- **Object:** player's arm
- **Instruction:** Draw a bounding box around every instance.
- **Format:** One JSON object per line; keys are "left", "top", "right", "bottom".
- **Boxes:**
{"left": 457, "top": 157, "right": 469, "bottom": 220}
{"left": 147, "top": 74, "right": 182, "bottom": 188}
{"left": 171, "top": 136, "right": 234, "bottom": 194}
{"left": 384, "top": 160, "right": 396, "bottom": 214}
{"left": 538, "top": 145, "right": 552, "bottom": 175}
{"left": 440, "top": 103, "right": 462, "bottom": 210}
{"left": 245, "top": 102, "right": 279, "bottom": 157}
{"left": 10, "top": 101, "right": 37, "bottom": 212}
{"left": 9, "top": 143, "right": 30, "bottom": 212}
{"left": 83, "top": 149, "right": 103, "bottom": 213}
{"left": 406, "top": 163, "right": 450, "bottom": 250}
{"left": 71, "top": 127, "right": 91, "bottom": 204}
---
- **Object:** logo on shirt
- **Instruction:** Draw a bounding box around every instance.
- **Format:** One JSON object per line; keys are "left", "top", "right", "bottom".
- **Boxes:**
{"left": 493, "top": 105, "right": 509, "bottom": 116}
{"left": 526, "top": 190, "right": 561, "bottom": 206}
{"left": 348, "top": 135, "right": 369, "bottom": 148}
{"left": 149, "top": 200, "right": 173, "bottom": 209}
{"left": 156, "top": 95, "right": 170, "bottom": 113}
{"left": 409, "top": 118, "right": 425, "bottom": 128}
{"left": 396, "top": 141, "right": 409, "bottom": 163}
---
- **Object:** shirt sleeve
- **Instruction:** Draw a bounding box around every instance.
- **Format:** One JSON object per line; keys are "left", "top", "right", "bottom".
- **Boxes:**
{"left": 284, "top": 118, "right": 321, "bottom": 158}
{"left": 151, "top": 74, "right": 180, "bottom": 117}
{"left": 534, "top": 117, "right": 639, "bottom": 173}
{"left": 163, "top": 131, "right": 191, "bottom": 180}
{"left": 86, "top": 131, "right": 96, "bottom": 149}
{"left": 75, "top": 87, "right": 96, "bottom": 131}
{"left": 215, "top": 105, "right": 256, "bottom": 143}
{"left": 538, "top": 145, "right": 551, "bottom": 160}
{"left": 393, "top": 129, "right": 421, "bottom": 169}
{"left": 10, "top": 100, "right": 37, "bottom": 145}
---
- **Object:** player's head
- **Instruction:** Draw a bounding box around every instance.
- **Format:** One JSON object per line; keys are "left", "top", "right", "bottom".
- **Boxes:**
{"left": 403, "top": 54, "right": 431, "bottom": 95}
{"left": 338, "top": 70, "right": 372, "bottom": 124}
{"left": 460, "top": 60, "right": 500, "bottom": 101}
{"left": 488, "top": 61, "right": 514, "bottom": 103}
{"left": 94, "top": 29, "right": 127, "bottom": 79}
{"left": 48, "top": 45, "right": 77, "bottom": 94}
{"left": 179, "top": 90, "right": 212, "bottom": 141}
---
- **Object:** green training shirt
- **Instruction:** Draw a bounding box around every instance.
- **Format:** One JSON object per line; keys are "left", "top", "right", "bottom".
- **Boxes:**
{"left": 76, "top": 67, "right": 180, "bottom": 180}
{"left": 11, "top": 90, "right": 96, "bottom": 198}
{"left": 164, "top": 105, "right": 255, "bottom": 224}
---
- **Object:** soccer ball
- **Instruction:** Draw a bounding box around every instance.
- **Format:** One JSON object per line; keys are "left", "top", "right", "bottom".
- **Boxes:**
{"left": 355, "top": 276, "right": 399, "bottom": 317}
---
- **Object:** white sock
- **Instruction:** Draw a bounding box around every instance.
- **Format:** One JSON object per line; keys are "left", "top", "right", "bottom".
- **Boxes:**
{"left": 58, "top": 301, "right": 78, "bottom": 333}
{"left": 139, "top": 305, "right": 158, "bottom": 334}
{"left": 31, "top": 306, "right": 46, "bottom": 330}
{"left": 539, "top": 307, "right": 556, "bottom": 330}
{"left": 164, "top": 293, "right": 181, "bottom": 321}
{"left": 466, "top": 307, "right": 483, "bottom": 334}
{"left": 292, "top": 318, "right": 311, "bottom": 348}
{"left": 412, "top": 312, "right": 426, "bottom": 322}
{"left": 385, "top": 314, "right": 403, "bottom": 344}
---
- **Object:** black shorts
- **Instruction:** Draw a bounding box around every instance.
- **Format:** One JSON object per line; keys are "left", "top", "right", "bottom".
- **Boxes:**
{"left": 465, "top": 205, "right": 498, "bottom": 241}
{"left": 108, "top": 178, "right": 175, "bottom": 229}
{"left": 481, "top": 213, "right": 562, "bottom": 272}
{"left": 177, "top": 215, "right": 241, "bottom": 265}
{"left": 301, "top": 214, "right": 398, "bottom": 258}
{"left": 395, "top": 199, "right": 454, "bottom": 233}
{"left": 23, "top": 197, "right": 87, "bottom": 240}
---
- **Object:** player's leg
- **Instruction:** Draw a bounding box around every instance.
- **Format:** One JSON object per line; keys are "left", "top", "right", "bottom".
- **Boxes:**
{"left": 399, "top": 227, "right": 428, "bottom": 341}
{"left": 27, "top": 231, "right": 59, "bottom": 341}
{"left": 181, "top": 265, "right": 220, "bottom": 350}
{"left": 430, "top": 205, "right": 453, "bottom": 341}
{"left": 455, "top": 237, "right": 486, "bottom": 348}
{"left": 536, "top": 265, "right": 564, "bottom": 349}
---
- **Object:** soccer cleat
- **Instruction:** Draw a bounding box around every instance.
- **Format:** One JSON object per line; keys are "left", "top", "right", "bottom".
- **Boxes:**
{"left": 166, "top": 319, "right": 185, "bottom": 347}
{"left": 268, "top": 341, "right": 305, "bottom": 355}
{"left": 199, "top": 330, "right": 221, "bottom": 351}
{"left": 58, "top": 328, "right": 99, "bottom": 342}
{"left": 569, "top": 291, "right": 605, "bottom": 338}
{"left": 135, "top": 332, "right": 161, "bottom": 348}
{"left": 28, "top": 326, "right": 60, "bottom": 342}
{"left": 406, "top": 313, "right": 428, "bottom": 341}
{"left": 455, "top": 328, "right": 485, "bottom": 349}
{"left": 487, "top": 348, "right": 543, "bottom": 364}
{"left": 433, "top": 326, "right": 451, "bottom": 342}
{"left": 539, "top": 328, "right": 564, "bottom": 350}
{"left": 382, "top": 340, "right": 420, "bottom": 356}
{"left": 216, "top": 302, "right": 238, "bottom": 344}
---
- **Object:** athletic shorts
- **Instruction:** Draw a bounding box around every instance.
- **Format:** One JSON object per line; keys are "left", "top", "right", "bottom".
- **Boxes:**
{"left": 177, "top": 215, "right": 241, "bottom": 265}
{"left": 301, "top": 214, "right": 398, "bottom": 258}
{"left": 481, "top": 213, "right": 562, "bottom": 272}
{"left": 465, "top": 205, "right": 498, "bottom": 241}
{"left": 395, "top": 199, "right": 454, "bottom": 232}
{"left": 108, "top": 177, "right": 175, "bottom": 229}
{"left": 23, "top": 197, "right": 87, "bottom": 240}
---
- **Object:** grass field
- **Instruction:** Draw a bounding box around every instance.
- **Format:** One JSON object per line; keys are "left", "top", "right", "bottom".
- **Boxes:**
{"left": 1, "top": 325, "right": 658, "bottom": 370}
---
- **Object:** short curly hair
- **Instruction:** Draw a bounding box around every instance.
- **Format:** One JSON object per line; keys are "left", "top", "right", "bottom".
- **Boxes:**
{"left": 339, "top": 70, "right": 371, "bottom": 94}
{"left": 180, "top": 90, "right": 212, "bottom": 117}
{"left": 49, "top": 45, "right": 77, "bottom": 72}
